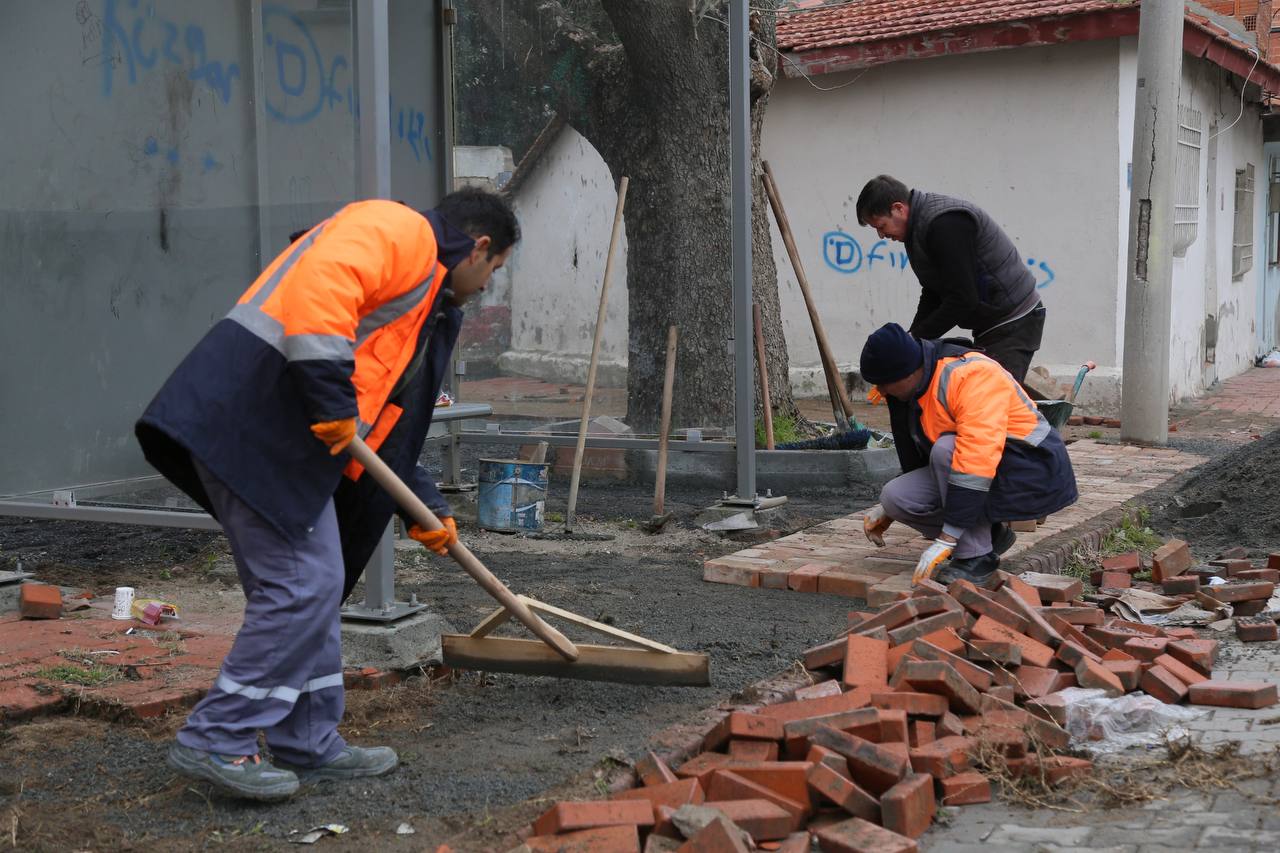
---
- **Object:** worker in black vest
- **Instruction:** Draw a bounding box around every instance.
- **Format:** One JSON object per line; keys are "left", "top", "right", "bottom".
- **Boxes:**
{"left": 855, "top": 174, "right": 1044, "bottom": 383}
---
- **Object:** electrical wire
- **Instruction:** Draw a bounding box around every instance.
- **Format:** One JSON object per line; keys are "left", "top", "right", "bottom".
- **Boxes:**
{"left": 702, "top": 12, "right": 877, "bottom": 92}
{"left": 1208, "top": 46, "right": 1262, "bottom": 141}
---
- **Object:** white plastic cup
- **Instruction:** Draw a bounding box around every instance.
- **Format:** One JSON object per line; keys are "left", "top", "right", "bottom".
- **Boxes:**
{"left": 111, "top": 587, "right": 136, "bottom": 620}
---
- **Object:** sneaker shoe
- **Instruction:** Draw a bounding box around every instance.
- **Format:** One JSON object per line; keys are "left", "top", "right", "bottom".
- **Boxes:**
{"left": 167, "top": 743, "right": 299, "bottom": 802}
{"left": 936, "top": 551, "right": 1000, "bottom": 586}
{"left": 276, "top": 745, "right": 399, "bottom": 781}
{"left": 991, "top": 522, "right": 1017, "bottom": 555}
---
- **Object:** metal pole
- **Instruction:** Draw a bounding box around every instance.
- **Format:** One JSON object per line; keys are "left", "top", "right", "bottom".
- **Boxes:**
{"left": 1120, "top": 0, "right": 1183, "bottom": 446}
{"left": 356, "top": 0, "right": 391, "bottom": 199}
{"left": 729, "top": 0, "right": 755, "bottom": 501}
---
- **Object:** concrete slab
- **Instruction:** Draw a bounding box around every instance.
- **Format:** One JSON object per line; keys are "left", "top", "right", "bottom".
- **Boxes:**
{"left": 341, "top": 609, "right": 455, "bottom": 672}
{"left": 629, "top": 447, "right": 901, "bottom": 491}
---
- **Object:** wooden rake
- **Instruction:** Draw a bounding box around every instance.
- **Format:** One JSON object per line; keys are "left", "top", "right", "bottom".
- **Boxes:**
{"left": 348, "top": 437, "right": 709, "bottom": 686}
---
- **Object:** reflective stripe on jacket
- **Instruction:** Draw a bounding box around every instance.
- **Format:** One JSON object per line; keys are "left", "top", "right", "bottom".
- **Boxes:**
{"left": 899, "top": 340, "right": 1077, "bottom": 530}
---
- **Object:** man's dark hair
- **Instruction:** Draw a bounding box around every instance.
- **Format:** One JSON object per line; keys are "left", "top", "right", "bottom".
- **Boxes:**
{"left": 855, "top": 175, "right": 911, "bottom": 226}
{"left": 435, "top": 186, "right": 521, "bottom": 257}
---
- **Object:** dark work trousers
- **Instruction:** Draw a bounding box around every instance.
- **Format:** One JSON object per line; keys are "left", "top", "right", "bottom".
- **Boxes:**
{"left": 974, "top": 304, "right": 1046, "bottom": 385}
{"left": 176, "top": 460, "right": 347, "bottom": 767}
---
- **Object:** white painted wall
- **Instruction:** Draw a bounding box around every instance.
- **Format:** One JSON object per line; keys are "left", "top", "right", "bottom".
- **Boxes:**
{"left": 501, "top": 127, "right": 629, "bottom": 385}
{"left": 1262, "top": 142, "right": 1280, "bottom": 352}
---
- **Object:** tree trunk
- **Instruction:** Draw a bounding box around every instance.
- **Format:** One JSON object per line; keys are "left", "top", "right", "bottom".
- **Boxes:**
{"left": 541, "top": 0, "right": 794, "bottom": 435}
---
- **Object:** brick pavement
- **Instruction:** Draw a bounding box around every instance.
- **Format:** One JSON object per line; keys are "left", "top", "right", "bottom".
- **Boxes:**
{"left": 703, "top": 440, "right": 1205, "bottom": 604}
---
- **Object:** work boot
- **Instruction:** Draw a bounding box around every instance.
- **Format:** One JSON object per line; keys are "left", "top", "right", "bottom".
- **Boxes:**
{"left": 276, "top": 745, "right": 399, "bottom": 781}
{"left": 167, "top": 743, "right": 299, "bottom": 802}
{"left": 936, "top": 552, "right": 1000, "bottom": 587}
{"left": 991, "top": 522, "right": 1017, "bottom": 555}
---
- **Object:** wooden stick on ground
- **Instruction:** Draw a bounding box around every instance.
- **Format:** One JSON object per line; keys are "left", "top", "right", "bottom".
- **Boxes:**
{"left": 347, "top": 436, "right": 579, "bottom": 661}
{"left": 565, "top": 176, "right": 629, "bottom": 532}
{"left": 753, "top": 303, "right": 775, "bottom": 450}
{"left": 762, "top": 160, "right": 854, "bottom": 431}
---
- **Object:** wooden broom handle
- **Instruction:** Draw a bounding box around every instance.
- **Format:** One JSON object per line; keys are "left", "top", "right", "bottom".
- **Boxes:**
{"left": 347, "top": 436, "right": 579, "bottom": 661}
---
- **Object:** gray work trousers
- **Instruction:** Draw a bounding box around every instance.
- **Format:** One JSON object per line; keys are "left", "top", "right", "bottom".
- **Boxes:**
{"left": 878, "top": 434, "right": 992, "bottom": 560}
{"left": 176, "top": 461, "right": 347, "bottom": 766}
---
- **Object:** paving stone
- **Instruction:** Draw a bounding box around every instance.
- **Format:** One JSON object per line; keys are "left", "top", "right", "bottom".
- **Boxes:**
{"left": 985, "top": 825, "right": 1093, "bottom": 845}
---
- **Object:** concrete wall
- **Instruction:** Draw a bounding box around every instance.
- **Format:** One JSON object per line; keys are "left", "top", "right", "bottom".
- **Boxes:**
{"left": 1262, "top": 141, "right": 1280, "bottom": 353}
{"left": 501, "top": 127, "right": 629, "bottom": 386}
{"left": 0, "top": 0, "right": 443, "bottom": 495}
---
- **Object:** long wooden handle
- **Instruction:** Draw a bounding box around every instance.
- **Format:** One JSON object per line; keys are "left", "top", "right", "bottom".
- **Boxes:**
{"left": 654, "top": 325, "right": 678, "bottom": 515}
{"left": 762, "top": 161, "right": 855, "bottom": 420}
{"left": 566, "top": 176, "right": 629, "bottom": 532}
{"left": 752, "top": 304, "right": 775, "bottom": 451}
{"left": 347, "top": 436, "right": 580, "bottom": 661}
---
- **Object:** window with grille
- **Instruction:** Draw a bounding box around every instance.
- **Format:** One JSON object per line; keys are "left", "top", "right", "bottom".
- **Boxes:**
{"left": 1173, "top": 106, "right": 1202, "bottom": 257}
{"left": 1245, "top": 14, "right": 1258, "bottom": 32}
{"left": 1234, "top": 163, "right": 1256, "bottom": 278}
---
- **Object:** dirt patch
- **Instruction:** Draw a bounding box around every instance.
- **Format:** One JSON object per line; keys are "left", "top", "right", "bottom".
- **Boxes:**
{"left": 1149, "top": 429, "right": 1280, "bottom": 557}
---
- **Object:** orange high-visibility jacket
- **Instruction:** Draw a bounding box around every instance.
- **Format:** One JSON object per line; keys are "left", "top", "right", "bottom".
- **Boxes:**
{"left": 905, "top": 343, "right": 1077, "bottom": 530}
{"left": 137, "top": 200, "right": 469, "bottom": 542}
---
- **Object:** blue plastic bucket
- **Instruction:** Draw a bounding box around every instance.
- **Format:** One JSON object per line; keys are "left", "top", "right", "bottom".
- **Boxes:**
{"left": 477, "top": 458, "right": 549, "bottom": 532}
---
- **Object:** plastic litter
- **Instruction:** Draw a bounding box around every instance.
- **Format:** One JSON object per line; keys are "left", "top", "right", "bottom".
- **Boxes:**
{"left": 289, "top": 824, "right": 349, "bottom": 844}
{"left": 1058, "top": 687, "right": 1208, "bottom": 753}
{"left": 396, "top": 823, "right": 415, "bottom": 836}
{"left": 130, "top": 598, "right": 180, "bottom": 626}
{"left": 1260, "top": 349, "right": 1280, "bottom": 367}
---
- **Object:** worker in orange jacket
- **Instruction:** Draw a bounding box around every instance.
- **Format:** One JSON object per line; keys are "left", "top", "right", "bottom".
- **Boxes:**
{"left": 136, "top": 189, "right": 518, "bottom": 801}
{"left": 858, "top": 323, "right": 1077, "bottom": 586}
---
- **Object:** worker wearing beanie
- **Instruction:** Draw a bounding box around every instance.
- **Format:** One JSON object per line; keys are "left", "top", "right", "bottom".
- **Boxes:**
{"left": 859, "top": 324, "right": 1077, "bottom": 585}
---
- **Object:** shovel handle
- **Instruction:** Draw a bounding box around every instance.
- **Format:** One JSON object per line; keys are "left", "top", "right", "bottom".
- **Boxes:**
{"left": 347, "top": 436, "right": 579, "bottom": 661}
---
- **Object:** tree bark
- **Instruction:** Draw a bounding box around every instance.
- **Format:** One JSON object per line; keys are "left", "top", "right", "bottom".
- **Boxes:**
{"left": 536, "top": 0, "right": 795, "bottom": 435}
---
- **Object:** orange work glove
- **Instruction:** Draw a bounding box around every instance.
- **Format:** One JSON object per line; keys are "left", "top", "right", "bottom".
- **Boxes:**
{"left": 310, "top": 418, "right": 357, "bottom": 455}
{"left": 409, "top": 517, "right": 458, "bottom": 556}
{"left": 867, "top": 386, "right": 885, "bottom": 405}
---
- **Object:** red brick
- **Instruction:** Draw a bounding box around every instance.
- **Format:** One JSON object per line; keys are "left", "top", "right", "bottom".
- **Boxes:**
{"left": 1074, "top": 658, "right": 1124, "bottom": 697}
{"left": 1026, "top": 693, "right": 1068, "bottom": 726}
{"left": 1101, "top": 647, "right": 1135, "bottom": 661}
{"left": 1188, "top": 679, "right": 1279, "bottom": 709}
{"left": 1140, "top": 665, "right": 1189, "bottom": 705}
{"left": 614, "top": 778, "right": 706, "bottom": 814}
{"left": 1016, "top": 755, "right": 1094, "bottom": 786}
{"left": 1233, "top": 599, "right": 1270, "bottom": 617}
{"left": 674, "top": 817, "right": 746, "bottom": 853}
{"left": 806, "top": 744, "right": 851, "bottom": 775}
{"left": 856, "top": 597, "right": 949, "bottom": 635}
{"left": 1055, "top": 641, "right": 1100, "bottom": 668}
{"left": 1152, "top": 539, "right": 1192, "bottom": 582}
{"left": 974, "top": 723, "right": 1028, "bottom": 759}
{"left": 1122, "top": 637, "right": 1169, "bottom": 662}
{"left": 704, "top": 712, "right": 785, "bottom": 751}
{"left": 878, "top": 709, "right": 909, "bottom": 744}
{"left": 1099, "top": 572, "right": 1131, "bottom": 590}
{"left": 759, "top": 568, "right": 792, "bottom": 590}
{"left": 939, "top": 771, "right": 991, "bottom": 805}
{"left": 1209, "top": 557, "right": 1251, "bottom": 574}
{"left": 1236, "top": 617, "right": 1279, "bottom": 642}
{"left": 995, "top": 571, "right": 1041, "bottom": 608}
{"left": 992, "top": 587, "right": 1063, "bottom": 646}
{"left": 870, "top": 691, "right": 948, "bottom": 717}
{"left": 936, "top": 712, "right": 965, "bottom": 738}
{"left": 722, "top": 762, "right": 814, "bottom": 809}
{"left": 1039, "top": 606, "right": 1104, "bottom": 626}
{"left": 970, "top": 616, "right": 1054, "bottom": 668}
{"left": 1019, "top": 573, "right": 1083, "bottom": 604}
{"left": 1164, "top": 627, "right": 1199, "bottom": 641}
{"left": 675, "top": 753, "right": 735, "bottom": 787}
{"left": 842, "top": 635, "right": 889, "bottom": 691}
{"left": 759, "top": 688, "right": 873, "bottom": 724}
{"left": 1149, "top": 654, "right": 1205, "bottom": 686}
{"left": 1102, "top": 659, "right": 1142, "bottom": 692}
{"left": 805, "top": 762, "right": 880, "bottom": 822}
{"left": 699, "top": 801, "right": 793, "bottom": 843}
{"left": 533, "top": 801, "right": 656, "bottom": 836}
{"left": 907, "top": 640, "right": 993, "bottom": 692}
{"left": 789, "top": 564, "right": 832, "bottom": 593}
{"left": 947, "top": 580, "right": 1030, "bottom": 633}
{"left": 637, "top": 751, "right": 679, "bottom": 787}
{"left": 729, "top": 740, "right": 780, "bottom": 762}
{"left": 527, "top": 825, "right": 641, "bottom": 853}
{"left": 966, "top": 640, "right": 1021, "bottom": 665}
{"left": 880, "top": 773, "right": 935, "bottom": 839}
{"left": 1161, "top": 576, "right": 1199, "bottom": 595}
{"left": 1167, "top": 639, "right": 1219, "bottom": 675}
{"left": 19, "top": 584, "right": 62, "bottom": 620}
{"left": 807, "top": 727, "right": 911, "bottom": 796}
{"left": 1102, "top": 552, "right": 1141, "bottom": 574}
{"left": 819, "top": 571, "right": 872, "bottom": 600}
{"left": 1048, "top": 616, "right": 1108, "bottom": 659}
{"left": 805, "top": 637, "right": 851, "bottom": 670}
{"left": 795, "top": 680, "right": 844, "bottom": 702}
{"left": 813, "top": 817, "right": 918, "bottom": 853}
{"left": 1268, "top": 552, "right": 1280, "bottom": 570}
{"left": 994, "top": 664, "right": 1058, "bottom": 700}
{"left": 907, "top": 735, "right": 972, "bottom": 778}
{"left": 773, "top": 833, "right": 811, "bottom": 853}
{"left": 886, "top": 611, "right": 967, "bottom": 648}
{"left": 708, "top": 771, "right": 809, "bottom": 829}
{"left": 1205, "top": 581, "right": 1276, "bottom": 603}
{"left": 782, "top": 708, "right": 881, "bottom": 756}
{"left": 909, "top": 720, "right": 935, "bottom": 748}
{"left": 985, "top": 685, "right": 1017, "bottom": 704}
{"left": 894, "top": 660, "right": 981, "bottom": 715}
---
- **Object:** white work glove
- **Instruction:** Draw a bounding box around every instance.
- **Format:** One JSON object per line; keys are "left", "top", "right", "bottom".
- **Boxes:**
{"left": 863, "top": 505, "right": 892, "bottom": 547}
{"left": 912, "top": 538, "right": 955, "bottom": 585}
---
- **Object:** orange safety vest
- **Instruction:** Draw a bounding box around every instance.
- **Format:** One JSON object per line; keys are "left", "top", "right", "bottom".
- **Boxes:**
{"left": 918, "top": 352, "right": 1052, "bottom": 493}
{"left": 229, "top": 199, "right": 447, "bottom": 451}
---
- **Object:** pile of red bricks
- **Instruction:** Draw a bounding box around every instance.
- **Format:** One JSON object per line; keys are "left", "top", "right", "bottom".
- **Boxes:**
{"left": 517, "top": 543, "right": 1280, "bottom": 853}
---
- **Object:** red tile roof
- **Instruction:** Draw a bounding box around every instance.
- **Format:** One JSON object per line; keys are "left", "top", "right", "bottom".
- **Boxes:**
{"left": 777, "top": 0, "right": 1131, "bottom": 53}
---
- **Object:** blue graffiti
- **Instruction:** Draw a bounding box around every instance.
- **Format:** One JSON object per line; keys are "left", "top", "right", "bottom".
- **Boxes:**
{"left": 102, "top": 0, "right": 240, "bottom": 103}
{"left": 1026, "top": 258, "right": 1057, "bottom": 289}
{"left": 822, "top": 232, "right": 910, "bottom": 275}
{"left": 100, "top": 1, "right": 433, "bottom": 165}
